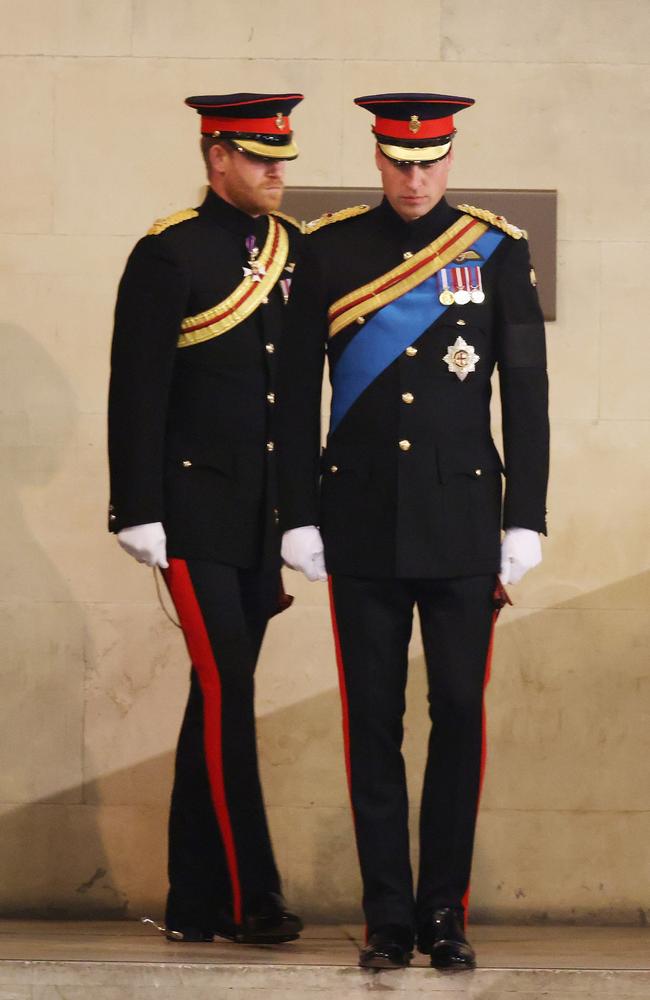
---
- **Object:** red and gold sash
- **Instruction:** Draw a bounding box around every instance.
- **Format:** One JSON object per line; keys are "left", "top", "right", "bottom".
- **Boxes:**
{"left": 328, "top": 214, "right": 488, "bottom": 338}
{"left": 178, "top": 216, "right": 289, "bottom": 348}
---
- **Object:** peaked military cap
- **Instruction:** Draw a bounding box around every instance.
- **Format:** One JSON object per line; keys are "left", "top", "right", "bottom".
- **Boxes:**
{"left": 354, "top": 92, "right": 474, "bottom": 163}
{"left": 185, "top": 92, "right": 303, "bottom": 160}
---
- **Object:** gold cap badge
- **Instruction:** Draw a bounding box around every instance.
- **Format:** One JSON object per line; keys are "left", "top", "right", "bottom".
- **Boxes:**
{"left": 408, "top": 115, "right": 421, "bottom": 134}
{"left": 275, "top": 112, "right": 286, "bottom": 130}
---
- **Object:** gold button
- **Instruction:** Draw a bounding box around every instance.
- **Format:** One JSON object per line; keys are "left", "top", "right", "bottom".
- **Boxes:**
{"left": 405, "top": 346, "right": 418, "bottom": 357}
{"left": 457, "top": 319, "right": 466, "bottom": 326}
{"left": 330, "top": 465, "right": 338, "bottom": 474}
{"left": 267, "top": 392, "right": 275, "bottom": 404}
{"left": 109, "top": 513, "right": 116, "bottom": 522}
{"left": 399, "top": 439, "right": 411, "bottom": 451}
{"left": 266, "top": 441, "right": 275, "bottom": 452}
{"left": 401, "top": 392, "right": 414, "bottom": 404}
{"left": 356, "top": 316, "right": 365, "bottom": 325}
{"left": 403, "top": 251, "right": 413, "bottom": 260}
{"left": 265, "top": 342, "right": 275, "bottom": 354}
{"left": 108, "top": 504, "right": 114, "bottom": 512}
{"left": 475, "top": 468, "right": 482, "bottom": 476}
{"left": 182, "top": 459, "right": 192, "bottom": 467}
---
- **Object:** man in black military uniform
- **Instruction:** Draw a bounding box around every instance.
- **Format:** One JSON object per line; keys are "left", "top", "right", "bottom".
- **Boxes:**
{"left": 279, "top": 93, "right": 549, "bottom": 970}
{"left": 108, "top": 93, "right": 304, "bottom": 944}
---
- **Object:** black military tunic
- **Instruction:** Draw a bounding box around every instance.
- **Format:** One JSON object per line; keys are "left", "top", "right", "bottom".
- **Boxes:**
{"left": 277, "top": 194, "right": 549, "bottom": 935}
{"left": 108, "top": 188, "right": 302, "bottom": 933}
{"left": 109, "top": 189, "right": 301, "bottom": 568}
{"left": 278, "top": 195, "right": 548, "bottom": 572}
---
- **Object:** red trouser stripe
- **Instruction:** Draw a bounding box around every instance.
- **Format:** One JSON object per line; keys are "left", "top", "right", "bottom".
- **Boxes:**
{"left": 327, "top": 576, "right": 353, "bottom": 794}
{"left": 461, "top": 606, "right": 500, "bottom": 920}
{"left": 328, "top": 575, "right": 370, "bottom": 942}
{"left": 164, "top": 558, "right": 243, "bottom": 924}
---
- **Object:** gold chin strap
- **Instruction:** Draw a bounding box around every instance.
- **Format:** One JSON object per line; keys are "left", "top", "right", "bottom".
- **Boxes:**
{"left": 378, "top": 139, "right": 452, "bottom": 163}
{"left": 235, "top": 137, "right": 299, "bottom": 160}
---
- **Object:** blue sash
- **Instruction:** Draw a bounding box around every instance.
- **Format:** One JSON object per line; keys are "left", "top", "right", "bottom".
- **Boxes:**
{"left": 329, "top": 228, "right": 504, "bottom": 434}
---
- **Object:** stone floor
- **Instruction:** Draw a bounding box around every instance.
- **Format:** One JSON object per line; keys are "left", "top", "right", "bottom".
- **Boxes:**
{"left": 0, "top": 920, "right": 648, "bottom": 998}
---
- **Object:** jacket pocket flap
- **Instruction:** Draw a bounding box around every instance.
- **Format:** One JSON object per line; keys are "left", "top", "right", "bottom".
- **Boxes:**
{"left": 171, "top": 442, "right": 235, "bottom": 476}
{"left": 437, "top": 444, "right": 504, "bottom": 483}
{"left": 320, "top": 444, "right": 371, "bottom": 477}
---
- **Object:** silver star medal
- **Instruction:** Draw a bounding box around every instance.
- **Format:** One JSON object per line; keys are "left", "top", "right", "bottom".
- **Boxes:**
{"left": 443, "top": 336, "right": 480, "bottom": 381}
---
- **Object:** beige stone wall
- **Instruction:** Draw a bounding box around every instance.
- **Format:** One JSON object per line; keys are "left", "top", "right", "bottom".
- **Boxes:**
{"left": 0, "top": 0, "right": 648, "bottom": 923}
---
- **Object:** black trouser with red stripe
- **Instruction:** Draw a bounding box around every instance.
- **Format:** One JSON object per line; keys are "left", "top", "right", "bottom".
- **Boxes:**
{"left": 163, "top": 558, "right": 281, "bottom": 931}
{"left": 328, "top": 573, "right": 498, "bottom": 935}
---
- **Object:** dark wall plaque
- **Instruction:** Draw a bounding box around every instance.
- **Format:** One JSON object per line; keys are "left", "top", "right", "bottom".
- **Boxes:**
{"left": 283, "top": 188, "right": 557, "bottom": 321}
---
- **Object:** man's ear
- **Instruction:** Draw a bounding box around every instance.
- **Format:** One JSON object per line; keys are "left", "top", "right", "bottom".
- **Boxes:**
{"left": 374, "top": 144, "right": 384, "bottom": 173}
{"left": 209, "top": 142, "right": 228, "bottom": 177}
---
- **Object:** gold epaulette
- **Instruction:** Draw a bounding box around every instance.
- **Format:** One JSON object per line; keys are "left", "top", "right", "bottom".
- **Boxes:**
{"left": 457, "top": 204, "right": 527, "bottom": 240}
{"left": 272, "top": 210, "right": 304, "bottom": 233}
{"left": 147, "top": 208, "right": 199, "bottom": 236}
{"left": 304, "top": 204, "right": 371, "bottom": 234}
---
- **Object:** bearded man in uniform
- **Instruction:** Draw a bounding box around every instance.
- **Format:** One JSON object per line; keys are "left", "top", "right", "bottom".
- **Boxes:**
{"left": 108, "top": 93, "right": 304, "bottom": 945}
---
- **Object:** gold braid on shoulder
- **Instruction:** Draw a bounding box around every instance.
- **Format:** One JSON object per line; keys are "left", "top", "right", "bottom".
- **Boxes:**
{"left": 147, "top": 208, "right": 199, "bottom": 236}
{"left": 305, "top": 204, "right": 371, "bottom": 234}
{"left": 272, "top": 210, "right": 305, "bottom": 233}
{"left": 456, "top": 203, "right": 527, "bottom": 240}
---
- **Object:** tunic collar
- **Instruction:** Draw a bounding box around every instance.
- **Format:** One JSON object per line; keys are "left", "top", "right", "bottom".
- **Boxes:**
{"left": 377, "top": 195, "right": 457, "bottom": 244}
{"left": 200, "top": 187, "right": 268, "bottom": 239}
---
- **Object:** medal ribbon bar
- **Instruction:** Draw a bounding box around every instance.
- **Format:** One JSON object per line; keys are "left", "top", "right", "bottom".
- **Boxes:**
{"left": 328, "top": 225, "right": 504, "bottom": 433}
{"left": 328, "top": 215, "right": 488, "bottom": 338}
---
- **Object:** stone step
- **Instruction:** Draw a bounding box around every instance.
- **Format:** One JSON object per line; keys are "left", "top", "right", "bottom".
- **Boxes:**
{"left": 0, "top": 920, "right": 648, "bottom": 999}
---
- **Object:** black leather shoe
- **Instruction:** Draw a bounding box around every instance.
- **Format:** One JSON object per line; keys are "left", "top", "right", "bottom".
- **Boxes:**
{"left": 234, "top": 891, "right": 303, "bottom": 944}
{"left": 163, "top": 891, "right": 225, "bottom": 943}
{"left": 165, "top": 892, "right": 302, "bottom": 945}
{"left": 359, "top": 925, "right": 413, "bottom": 970}
{"left": 418, "top": 907, "right": 476, "bottom": 970}
{"left": 164, "top": 925, "right": 215, "bottom": 943}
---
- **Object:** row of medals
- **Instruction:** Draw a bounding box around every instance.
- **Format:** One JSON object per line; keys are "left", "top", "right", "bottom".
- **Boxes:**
{"left": 438, "top": 265, "right": 485, "bottom": 306}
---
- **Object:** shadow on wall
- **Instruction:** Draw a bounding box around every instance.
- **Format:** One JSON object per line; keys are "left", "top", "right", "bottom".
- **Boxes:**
{"left": 0, "top": 324, "right": 123, "bottom": 916}
{"left": 0, "top": 380, "right": 648, "bottom": 932}
{"left": 260, "top": 571, "right": 650, "bottom": 925}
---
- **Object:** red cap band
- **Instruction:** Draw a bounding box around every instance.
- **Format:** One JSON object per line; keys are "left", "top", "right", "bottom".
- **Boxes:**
{"left": 373, "top": 115, "right": 454, "bottom": 140}
{"left": 200, "top": 114, "right": 292, "bottom": 135}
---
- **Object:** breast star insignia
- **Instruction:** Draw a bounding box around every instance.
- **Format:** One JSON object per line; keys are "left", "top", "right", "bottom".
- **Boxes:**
{"left": 443, "top": 336, "right": 480, "bottom": 381}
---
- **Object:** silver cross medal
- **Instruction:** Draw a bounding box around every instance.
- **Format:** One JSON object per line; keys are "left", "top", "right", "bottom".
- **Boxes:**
{"left": 443, "top": 336, "right": 480, "bottom": 381}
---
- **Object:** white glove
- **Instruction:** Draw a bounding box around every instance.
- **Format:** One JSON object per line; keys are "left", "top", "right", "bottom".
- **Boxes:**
{"left": 281, "top": 526, "right": 327, "bottom": 582}
{"left": 117, "top": 521, "right": 169, "bottom": 569}
{"left": 500, "top": 527, "right": 542, "bottom": 585}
